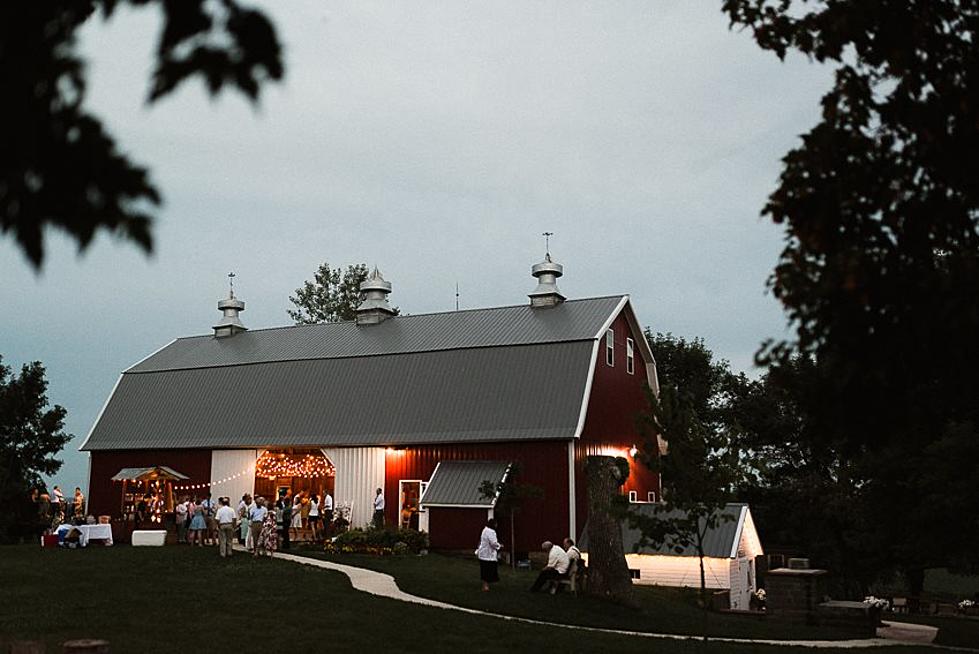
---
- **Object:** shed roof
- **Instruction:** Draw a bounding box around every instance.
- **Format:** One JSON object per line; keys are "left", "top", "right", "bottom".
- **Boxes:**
{"left": 82, "top": 295, "right": 638, "bottom": 451}
{"left": 579, "top": 503, "right": 751, "bottom": 559}
{"left": 420, "top": 461, "right": 511, "bottom": 507}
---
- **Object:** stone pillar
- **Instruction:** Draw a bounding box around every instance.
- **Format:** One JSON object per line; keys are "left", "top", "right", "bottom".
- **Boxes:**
{"left": 766, "top": 568, "right": 828, "bottom": 621}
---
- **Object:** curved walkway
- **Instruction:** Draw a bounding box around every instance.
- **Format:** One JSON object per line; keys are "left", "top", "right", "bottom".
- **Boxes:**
{"left": 267, "top": 550, "right": 950, "bottom": 650}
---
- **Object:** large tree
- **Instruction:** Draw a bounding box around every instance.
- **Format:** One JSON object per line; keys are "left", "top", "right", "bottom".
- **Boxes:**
{"left": 632, "top": 333, "right": 747, "bottom": 610}
{"left": 1, "top": 1, "right": 283, "bottom": 268}
{"left": 723, "top": 1, "right": 979, "bottom": 592}
{"left": 0, "top": 357, "right": 72, "bottom": 543}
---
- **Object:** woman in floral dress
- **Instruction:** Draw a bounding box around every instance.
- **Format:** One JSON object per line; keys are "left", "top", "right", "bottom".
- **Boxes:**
{"left": 260, "top": 501, "right": 279, "bottom": 556}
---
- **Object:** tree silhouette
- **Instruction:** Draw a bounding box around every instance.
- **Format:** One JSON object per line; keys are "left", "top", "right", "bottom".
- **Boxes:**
{"left": 1, "top": 1, "right": 283, "bottom": 268}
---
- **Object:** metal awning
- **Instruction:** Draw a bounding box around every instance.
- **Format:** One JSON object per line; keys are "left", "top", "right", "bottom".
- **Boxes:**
{"left": 110, "top": 466, "right": 189, "bottom": 482}
{"left": 420, "top": 461, "right": 511, "bottom": 508}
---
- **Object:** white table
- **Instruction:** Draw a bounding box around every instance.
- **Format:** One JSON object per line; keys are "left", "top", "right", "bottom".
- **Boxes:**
{"left": 56, "top": 524, "right": 114, "bottom": 547}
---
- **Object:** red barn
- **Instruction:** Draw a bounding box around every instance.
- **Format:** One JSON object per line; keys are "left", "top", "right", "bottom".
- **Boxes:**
{"left": 82, "top": 256, "right": 660, "bottom": 553}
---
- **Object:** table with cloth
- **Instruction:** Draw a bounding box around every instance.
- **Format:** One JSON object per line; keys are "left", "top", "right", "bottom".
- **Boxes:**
{"left": 55, "top": 524, "right": 114, "bottom": 547}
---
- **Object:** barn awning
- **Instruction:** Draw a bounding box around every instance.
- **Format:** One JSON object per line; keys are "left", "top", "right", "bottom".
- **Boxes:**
{"left": 420, "top": 461, "right": 511, "bottom": 508}
{"left": 110, "top": 466, "right": 189, "bottom": 482}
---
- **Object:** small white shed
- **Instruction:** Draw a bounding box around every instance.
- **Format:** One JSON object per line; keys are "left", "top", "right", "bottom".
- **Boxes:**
{"left": 580, "top": 503, "right": 764, "bottom": 610}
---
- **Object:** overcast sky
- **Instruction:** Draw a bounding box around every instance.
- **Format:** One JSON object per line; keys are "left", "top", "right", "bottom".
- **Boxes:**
{"left": 1, "top": 1, "right": 829, "bottom": 493}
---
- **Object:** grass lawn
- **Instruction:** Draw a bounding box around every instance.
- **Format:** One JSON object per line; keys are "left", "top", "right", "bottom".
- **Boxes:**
{"left": 886, "top": 615, "right": 979, "bottom": 649}
{"left": 299, "top": 548, "right": 868, "bottom": 641}
{"left": 0, "top": 545, "right": 931, "bottom": 654}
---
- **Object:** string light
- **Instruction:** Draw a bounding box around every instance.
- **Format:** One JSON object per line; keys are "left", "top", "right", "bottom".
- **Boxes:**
{"left": 173, "top": 465, "right": 255, "bottom": 492}
{"left": 255, "top": 452, "right": 334, "bottom": 480}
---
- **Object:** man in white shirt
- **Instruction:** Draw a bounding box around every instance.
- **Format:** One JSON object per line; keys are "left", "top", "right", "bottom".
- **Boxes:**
{"left": 174, "top": 497, "right": 189, "bottom": 543}
{"left": 215, "top": 497, "right": 237, "bottom": 558}
{"left": 323, "top": 491, "right": 334, "bottom": 525}
{"left": 249, "top": 497, "right": 268, "bottom": 557}
{"left": 372, "top": 488, "right": 385, "bottom": 528}
{"left": 529, "top": 541, "right": 570, "bottom": 592}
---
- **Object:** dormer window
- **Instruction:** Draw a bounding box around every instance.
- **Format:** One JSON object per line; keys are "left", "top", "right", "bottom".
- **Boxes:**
{"left": 606, "top": 329, "right": 614, "bottom": 366}
{"left": 626, "top": 338, "right": 635, "bottom": 375}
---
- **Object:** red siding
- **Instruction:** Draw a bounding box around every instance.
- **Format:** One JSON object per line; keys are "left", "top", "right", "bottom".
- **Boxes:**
{"left": 428, "top": 508, "right": 490, "bottom": 550}
{"left": 88, "top": 450, "right": 212, "bottom": 517}
{"left": 384, "top": 441, "right": 570, "bottom": 554}
{"left": 575, "top": 311, "right": 660, "bottom": 535}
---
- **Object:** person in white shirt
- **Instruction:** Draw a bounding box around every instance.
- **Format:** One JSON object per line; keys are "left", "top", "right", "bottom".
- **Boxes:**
{"left": 238, "top": 494, "right": 254, "bottom": 547}
{"left": 249, "top": 497, "right": 268, "bottom": 557}
{"left": 477, "top": 518, "right": 503, "bottom": 591}
{"left": 214, "top": 497, "right": 237, "bottom": 558}
{"left": 174, "top": 497, "right": 189, "bottom": 543}
{"left": 308, "top": 495, "right": 321, "bottom": 541}
{"left": 529, "top": 541, "right": 570, "bottom": 592}
{"left": 323, "top": 491, "right": 334, "bottom": 526}
{"left": 372, "top": 488, "right": 385, "bottom": 528}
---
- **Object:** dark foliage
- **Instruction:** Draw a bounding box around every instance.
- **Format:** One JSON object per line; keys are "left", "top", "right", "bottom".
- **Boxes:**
{"left": 723, "top": 1, "right": 979, "bottom": 592}
{"left": 0, "top": 357, "right": 72, "bottom": 543}
{"left": 288, "top": 262, "right": 371, "bottom": 324}
{"left": 1, "top": 1, "right": 283, "bottom": 268}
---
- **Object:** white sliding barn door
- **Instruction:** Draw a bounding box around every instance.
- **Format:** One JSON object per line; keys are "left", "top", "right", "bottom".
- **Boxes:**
{"left": 210, "top": 450, "right": 258, "bottom": 503}
{"left": 322, "top": 447, "right": 385, "bottom": 528}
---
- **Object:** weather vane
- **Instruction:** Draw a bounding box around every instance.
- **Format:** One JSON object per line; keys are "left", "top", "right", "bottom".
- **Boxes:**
{"left": 228, "top": 271, "right": 236, "bottom": 298}
{"left": 542, "top": 231, "right": 554, "bottom": 255}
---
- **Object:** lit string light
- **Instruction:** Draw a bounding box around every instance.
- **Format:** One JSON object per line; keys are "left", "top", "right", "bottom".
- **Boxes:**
{"left": 255, "top": 452, "right": 334, "bottom": 480}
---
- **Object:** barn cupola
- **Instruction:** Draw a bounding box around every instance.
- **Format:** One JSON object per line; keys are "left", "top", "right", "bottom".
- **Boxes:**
{"left": 213, "top": 272, "right": 248, "bottom": 338}
{"left": 356, "top": 267, "right": 397, "bottom": 325}
{"left": 529, "top": 252, "right": 566, "bottom": 308}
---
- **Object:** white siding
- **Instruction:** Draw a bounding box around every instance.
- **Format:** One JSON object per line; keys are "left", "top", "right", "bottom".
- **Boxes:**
{"left": 581, "top": 553, "right": 732, "bottom": 589}
{"left": 729, "top": 557, "right": 755, "bottom": 609}
{"left": 210, "top": 450, "right": 258, "bottom": 503}
{"left": 322, "top": 447, "right": 385, "bottom": 528}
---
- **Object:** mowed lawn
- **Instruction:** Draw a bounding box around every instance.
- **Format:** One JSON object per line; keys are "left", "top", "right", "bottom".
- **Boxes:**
{"left": 306, "top": 549, "right": 863, "bottom": 641}
{"left": 0, "top": 545, "right": 929, "bottom": 654}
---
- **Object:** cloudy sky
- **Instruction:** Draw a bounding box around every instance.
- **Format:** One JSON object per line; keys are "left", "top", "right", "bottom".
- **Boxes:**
{"left": 2, "top": 1, "right": 829, "bottom": 492}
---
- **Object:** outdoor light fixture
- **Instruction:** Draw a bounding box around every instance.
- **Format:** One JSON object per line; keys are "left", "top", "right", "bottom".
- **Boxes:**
{"left": 629, "top": 445, "right": 638, "bottom": 458}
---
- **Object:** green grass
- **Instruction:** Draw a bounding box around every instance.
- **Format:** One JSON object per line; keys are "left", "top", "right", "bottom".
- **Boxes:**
{"left": 0, "top": 545, "right": 933, "bottom": 653}
{"left": 298, "top": 547, "right": 870, "bottom": 641}
{"left": 885, "top": 615, "right": 979, "bottom": 649}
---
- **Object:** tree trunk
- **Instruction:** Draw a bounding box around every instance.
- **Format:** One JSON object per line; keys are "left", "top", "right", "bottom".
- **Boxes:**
{"left": 585, "top": 456, "right": 637, "bottom": 607}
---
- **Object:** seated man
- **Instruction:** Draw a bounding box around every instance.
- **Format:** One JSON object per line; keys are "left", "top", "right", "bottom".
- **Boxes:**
{"left": 529, "top": 541, "right": 570, "bottom": 592}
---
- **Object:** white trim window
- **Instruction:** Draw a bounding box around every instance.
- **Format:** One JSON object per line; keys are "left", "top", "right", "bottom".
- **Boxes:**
{"left": 647, "top": 491, "right": 656, "bottom": 503}
{"left": 626, "top": 337, "right": 635, "bottom": 375}
{"left": 606, "top": 329, "right": 614, "bottom": 366}
{"left": 628, "top": 490, "right": 638, "bottom": 502}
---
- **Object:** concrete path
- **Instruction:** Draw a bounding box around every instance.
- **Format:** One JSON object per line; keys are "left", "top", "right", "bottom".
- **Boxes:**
{"left": 263, "top": 549, "right": 962, "bottom": 650}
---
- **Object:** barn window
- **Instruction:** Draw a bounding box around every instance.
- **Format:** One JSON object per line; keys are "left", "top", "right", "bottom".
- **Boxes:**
{"left": 647, "top": 491, "right": 656, "bottom": 503}
{"left": 630, "top": 569, "right": 641, "bottom": 579}
{"left": 626, "top": 338, "right": 635, "bottom": 374}
{"left": 628, "top": 490, "right": 638, "bottom": 502}
{"left": 606, "top": 329, "right": 614, "bottom": 366}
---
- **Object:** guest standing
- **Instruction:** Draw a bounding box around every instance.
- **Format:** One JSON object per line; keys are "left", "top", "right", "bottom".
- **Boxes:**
{"left": 260, "top": 499, "right": 279, "bottom": 557}
{"left": 188, "top": 497, "right": 207, "bottom": 547}
{"left": 308, "top": 495, "right": 320, "bottom": 541}
{"left": 215, "top": 497, "right": 237, "bottom": 558}
{"left": 249, "top": 498, "right": 267, "bottom": 557}
{"left": 477, "top": 518, "right": 503, "bottom": 592}
{"left": 175, "top": 496, "right": 189, "bottom": 543}
{"left": 276, "top": 491, "right": 291, "bottom": 550}
{"left": 73, "top": 487, "right": 85, "bottom": 521}
{"left": 322, "top": 491, "right": 334, "bottom": 527}
{"left": 290, "top": 493, "right": 303, "bottom": 540}
{"left": 238, "top": 494, "right": 253, "bottom": 546}
{"left": 372, "top": 488, "right": 385, "bottom": 528}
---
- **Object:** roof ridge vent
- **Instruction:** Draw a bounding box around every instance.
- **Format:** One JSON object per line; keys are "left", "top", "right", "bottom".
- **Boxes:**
{"left": 213, "top": 272, "right": 248, "bottom": 337}
{"left": 529, "top": 251, "right": 566, "bottom": 308}
{"left": 356, "top": 267, "right": 397, "bottom": 325}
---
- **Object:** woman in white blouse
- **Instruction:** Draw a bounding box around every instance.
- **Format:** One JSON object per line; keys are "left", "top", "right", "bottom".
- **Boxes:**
{"left": 477, "top": 518, "right": 503, "bottom": 591}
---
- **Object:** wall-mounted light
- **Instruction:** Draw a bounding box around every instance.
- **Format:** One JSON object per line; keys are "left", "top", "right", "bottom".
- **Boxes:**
{"left": 629, "top": 445, "right": 638, "bottom": 458}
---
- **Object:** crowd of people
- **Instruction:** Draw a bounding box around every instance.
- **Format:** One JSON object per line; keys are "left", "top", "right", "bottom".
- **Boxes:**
{"left": 31, "top": 485, "right": 86, "bottom": 532}
{"left": 477, "top": 519, "right": 583, "bottom": 593}
{"left": 171, "top": 488, "right": 338, "bottom": 558}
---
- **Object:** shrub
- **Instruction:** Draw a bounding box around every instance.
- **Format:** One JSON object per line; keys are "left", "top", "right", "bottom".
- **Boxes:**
{"left": 331, "top": 527, "right": 429, "bottom": 554}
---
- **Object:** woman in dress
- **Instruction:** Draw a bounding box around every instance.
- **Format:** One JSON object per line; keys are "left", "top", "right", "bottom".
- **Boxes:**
{"left": 307, "top": 494, "right": 320, "bottom": 542}
{"left": 477, "top": 518, "right": 503, "bottom": 591}
{"left": 188, "top": 496, "right": 207, "bottom": 547}
{"left": 238, "top": 494, "right": 254, "bottom": 547}
{"left": 290, "top": 493, "right": 303, "bottom": 540}
{"left": 260, "top": 500, "right": 279, "bottom": 557}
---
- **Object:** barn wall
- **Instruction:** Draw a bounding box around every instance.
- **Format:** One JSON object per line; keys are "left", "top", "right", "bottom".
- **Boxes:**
{"left": 428, "top": 507, "right": 491, "bottom": 550}
{"left": 575, "top": 312, "right": 660, "bottom": 537}
{"left": 384, "top": 441, "right": 570, "bottom": 554}
{"left": 210, "top": 449, "right": 258, "bottom": 504}
{"left": 323, "top": 447, "right": 386, "bottom": 528}
{"left": 88, "top": 449, "right": 212, "bottom": 517}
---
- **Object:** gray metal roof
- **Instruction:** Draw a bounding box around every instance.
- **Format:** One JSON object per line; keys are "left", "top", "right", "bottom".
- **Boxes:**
{"left": 421, "top": 461, "right": 511, "bottom": 507}
{"left": 127, "top": 296, "right": 624, "bottom": 373}
{"left": 579, "top": 503, "right": 747, "bottom": 558}
{"left": 83, "top": 341, "right": 594, "bottom": 450}
{"left": 110, "top": 466, "right": 189, "bottom": 481}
